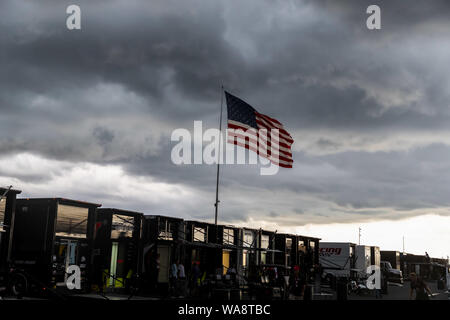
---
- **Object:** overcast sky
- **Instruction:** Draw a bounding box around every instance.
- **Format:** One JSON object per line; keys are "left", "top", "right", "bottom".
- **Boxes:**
{"left": 1, "top": 0, "right": 449, "bottom": 258}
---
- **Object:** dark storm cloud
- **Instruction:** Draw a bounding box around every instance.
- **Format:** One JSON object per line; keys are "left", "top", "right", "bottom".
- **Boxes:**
{"left": 0, "top": 0, "right": 238, "bottom": 113}
{"left": 3, "top": 0, "right": 450, "bottom": 133}
{"left": 1, "top": 0, "right": 450, "bottom": 225}
{"left": 308, "top": 0, "right": 450, "bottom": 28}
{"left": 1, "top": 0, "right": 448, "bottom": 132}
{"left": 93, "top": 126, "right": 114, "bottom": 146}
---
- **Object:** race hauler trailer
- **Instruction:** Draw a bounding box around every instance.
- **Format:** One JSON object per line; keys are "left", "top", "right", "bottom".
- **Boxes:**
{"left": 142, "top": 215, "right": 185, "bottom": 294}
{"left": 239, "top": 227, "right": 259, "bottom": 279}
{"left": 0, "top": 187, "right": 21, "bottom": 294}
{"left": 370, "top": 246, "right": 381, "bottom": 268}
{"left": 380, "top": 250, "right": 402, "bottom": 270}
{"left": 319, "top": 242, "right": 357, "bottom": 281}
{"left": 380, "top": 250, "right": 403, "bottom": 283}
{"left": 11, "top": 198, "right": 101, "bottom": 297}
{"left": 92, "top": 208, "right": 143, "bottom": 293}
{"left": 207, "top": 223, "right": 241, "bottom": 275}
{"left": 354, "top": 245, "right": 372, "bottom": 274}
{"left": 274, "top": 233, "right": 297, "bottom": 269}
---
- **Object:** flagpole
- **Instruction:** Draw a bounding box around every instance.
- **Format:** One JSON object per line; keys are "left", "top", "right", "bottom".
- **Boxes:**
{"left": 214, "top": 85, "right": 224, "bottom": 235}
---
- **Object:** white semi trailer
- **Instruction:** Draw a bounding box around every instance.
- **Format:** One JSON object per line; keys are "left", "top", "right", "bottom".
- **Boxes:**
{"left": 319, "top": 242, "right": 375, "bottom": 280}
{"left": 319, "top": 242, "right": 356, "bottom": 279}
{"left": 355, "top": 245, "right": 372, "bottom": 272}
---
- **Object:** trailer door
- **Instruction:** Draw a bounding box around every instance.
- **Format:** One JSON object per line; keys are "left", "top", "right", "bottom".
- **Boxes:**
{"left": 55, "top": 239, "right": 78, "bottom": 287}
{"left": 108, "top": 242, "right": 119, "bottom": 287}
{"left": 222, "top": 250, "right": 230, "bottom": 275}
{"left": 157, "top": 245, "right": 171, "bottom": 283}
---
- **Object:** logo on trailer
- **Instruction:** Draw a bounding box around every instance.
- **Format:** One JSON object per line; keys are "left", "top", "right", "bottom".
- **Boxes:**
{"left": 319, "top": 247, "right": 342, "bottom": 256}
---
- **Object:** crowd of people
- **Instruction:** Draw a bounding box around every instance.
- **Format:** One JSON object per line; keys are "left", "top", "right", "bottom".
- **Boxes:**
{"left": 143, "top": 250, "right": 207, "bottom": 297}
{"left": 169, "top": 260, "right": 206, "bottom": 297}
{"left": 140, "top": 250, "right": 441, "bottom": 300}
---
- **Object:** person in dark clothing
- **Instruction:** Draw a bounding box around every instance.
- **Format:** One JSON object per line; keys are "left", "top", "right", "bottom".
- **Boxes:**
{"left": 409, "top": 272, "right": 432, "bottom": 300}
{"left": 289, "top": 265, "right": 304, "bottom": 299}
{"left": 191, "top": 261, "right": 201, "bottom": 297}
{"left": 146, "top": 252, "right": 159, "bottom": 292}
{"left": 313, "top": 263, "right": 323, "bottom": 294}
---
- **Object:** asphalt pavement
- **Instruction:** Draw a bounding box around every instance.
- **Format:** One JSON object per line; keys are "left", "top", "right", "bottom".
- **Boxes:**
{"left": 347, "top": 280, "right": 449, "bottom": 300}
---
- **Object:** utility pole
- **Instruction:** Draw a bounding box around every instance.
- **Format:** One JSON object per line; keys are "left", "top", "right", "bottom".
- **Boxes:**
{"left": 358, "top": 227, "right": 361, "bottom": 245}
{"left": 403, "top": 236, "right": 405, "bottom": 254}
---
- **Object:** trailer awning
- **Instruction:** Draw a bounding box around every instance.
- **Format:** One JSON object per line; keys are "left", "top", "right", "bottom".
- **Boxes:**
{"left": 179, "top": 239, "right": 282, "bottom": 253}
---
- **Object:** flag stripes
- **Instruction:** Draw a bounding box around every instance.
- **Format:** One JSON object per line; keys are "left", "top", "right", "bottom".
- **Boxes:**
{"left": 225, "top": 91, "right": 294, "bottom": 168}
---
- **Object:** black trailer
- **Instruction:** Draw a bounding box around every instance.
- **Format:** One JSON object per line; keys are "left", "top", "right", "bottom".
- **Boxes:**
{"left": 206, "top": 223, "right": 241, "bottom": 275}
{"left": 239, "top": 227, "right": 259, "bottom": 278}
{"left": 381, "top": 250, "right": 402, "bottom": 270}
{"left": 272, "top": 234, "right": 320, "bottom": 271}
{"left": 274, "top": 233, "right": 297, "bottom": 269}
{"left": 11, "top": 198, "right": 100, "bottom": 296}
{"left": 92, "top": 208, "right": 143, "bottom": 293}
{"left": 272, "top": 233, "right": 320, "bottom": 291}
{"left": 142, "top": 215, "right": 185, "bottom": 293}
{"left": 184, "top": 220, "right": 217, "bottom": 276}
{"left": 401, "top": 253, "right": 447, "bottom": 280}
{"left": 258, "top": 229, "right": 276, "bottom": 265}
{"left": 182, "top": 221, "right": 240, "bottom": 275}
{"left": 0, "top": 187, "right": 21, "bottom": 292}
{"left": 297, "top": 235, "right": 319, "bottom": 269}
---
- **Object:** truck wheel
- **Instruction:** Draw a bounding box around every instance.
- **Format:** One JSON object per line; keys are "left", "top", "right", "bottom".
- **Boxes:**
{"left": 9, "top": 273, "right": 28, "bottom": 298}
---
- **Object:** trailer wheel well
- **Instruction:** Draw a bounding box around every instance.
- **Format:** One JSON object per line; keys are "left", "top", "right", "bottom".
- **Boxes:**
{"left": 9, "top": 272, "right": 28, "bottom": 297}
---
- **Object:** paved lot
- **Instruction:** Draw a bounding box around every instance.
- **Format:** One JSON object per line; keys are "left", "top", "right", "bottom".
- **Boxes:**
{"left": 347, "top": 281, "right": 449, "bottom": 300}
{"left": 2, "top": 281, "right": 448, "bottom": 301}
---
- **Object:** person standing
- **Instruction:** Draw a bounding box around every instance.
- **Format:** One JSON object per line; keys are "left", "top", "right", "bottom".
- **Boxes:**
{"left": 170, "top": 261, "right": 178, "bottom": 296}
{"left": 147, "top": 252, "right": 160, "bottom": 293}
{"left": 297, "top": 266, "right": 307, "bottom": 299}
{"left": 227, "top": 264, "right": 237, "bottom": 282}
{"left": 155, "top": 254, "right": 160, "bottom": 285}
{"left": 177, "top": 260, "right": 186, "bottom": 297}
{"left": 409, "top": 272, "right": 432, "bottom": 300}
{"left": 191, "top": 261, "right": 201, "bottom": 297}
{"left": 178, "top": 261, "right": 186, "bottom": 279}
{"left": 314, "top": 263, "right": 323, "bottom": 294}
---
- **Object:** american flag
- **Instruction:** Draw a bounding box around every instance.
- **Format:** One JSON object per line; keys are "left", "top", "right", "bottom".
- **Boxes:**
{"left": 225, "top": 91, "right": 294, "bottom": 168}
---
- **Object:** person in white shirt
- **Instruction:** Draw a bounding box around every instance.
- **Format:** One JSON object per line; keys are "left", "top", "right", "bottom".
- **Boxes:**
{"left": 169, "top": 262, "right": 178, "bottom": 296}
{"left": 177, "top": 261, "right": 185, "bottom": 279}
{"left": 177, "top": 260, "right": 186, "bottom": 297}
{"left": 170, "top": 262, "right": 178, "bottom": 279}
